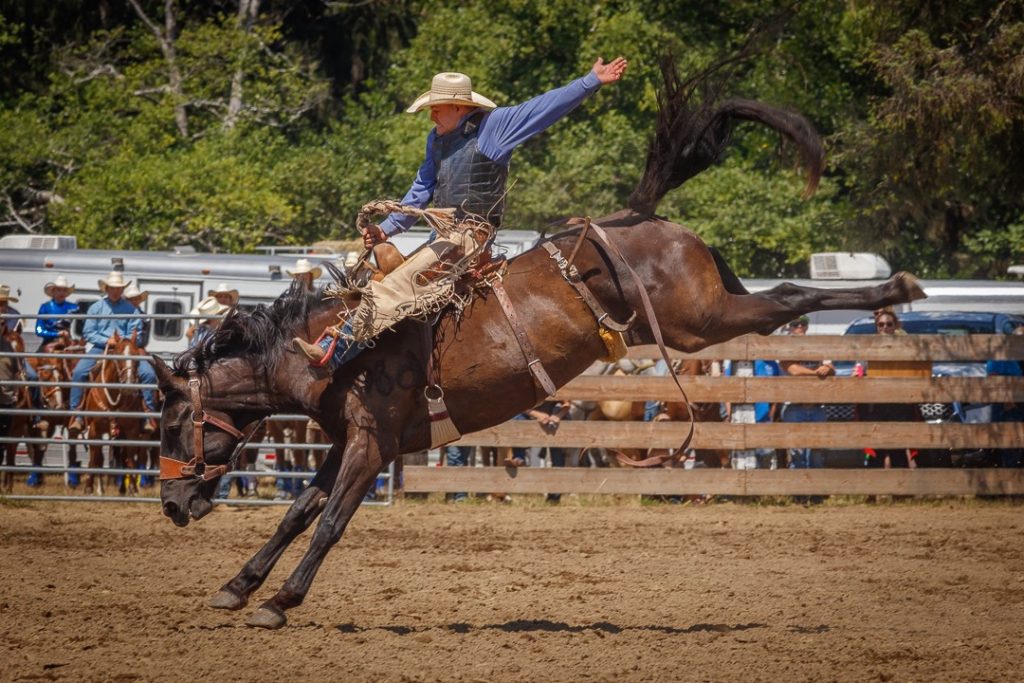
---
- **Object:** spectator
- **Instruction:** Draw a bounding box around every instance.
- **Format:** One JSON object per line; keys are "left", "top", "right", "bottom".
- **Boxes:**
{"left": 187, "top": 284, "right": 238, "bottom": 345}
{"left": 0, "top": 332, "right": 21, "bottom": 443}
{"left": 724, "top": 358, "right": 781, "bottom": 469}
{"left": 859, "top": 310, "right": 926, "bottom": 469}
{"left": 2, "top": 283, "right": 50, "bottom": 435}
{"left": 984, "top": 324, "right": 1024, "bottom": 467}
{"left": 779, "top": 315, "right": 834, "bottom": 471}
{"left": 67, "top": 272, "right": 159, "bottom": 435}
{"left": 444, "top": 445, "right": 472, "bottom": 502}
{"left": 188, "top": 298, "right": 230, "bottom": 349}
{"left": 287, "top": 259, "right": 322, "bottom": 292}
{"left": 523, "top": 400, "right": 571, "bottom": 503}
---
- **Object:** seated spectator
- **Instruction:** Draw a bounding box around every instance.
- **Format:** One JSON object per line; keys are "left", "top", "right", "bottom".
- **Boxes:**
{"left": 188, "top": 298, "right": 231, "bottom": 349}
{"left": 36, "top": 276, "right": 79, "bottom": 351}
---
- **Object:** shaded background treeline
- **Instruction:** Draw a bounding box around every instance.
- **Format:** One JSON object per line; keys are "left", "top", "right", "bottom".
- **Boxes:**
{"left": 0, "top": 0, "right": 1021, "bottom": 278}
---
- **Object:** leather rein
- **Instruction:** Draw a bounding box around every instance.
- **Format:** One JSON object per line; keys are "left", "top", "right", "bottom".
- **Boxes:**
{"left": 158, "top": 372, "right": 267, "bottom": 482}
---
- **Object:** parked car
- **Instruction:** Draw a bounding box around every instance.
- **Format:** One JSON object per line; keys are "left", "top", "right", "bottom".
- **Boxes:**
{"left": 830, "top": 311, "right": 1024, "bottom": 467}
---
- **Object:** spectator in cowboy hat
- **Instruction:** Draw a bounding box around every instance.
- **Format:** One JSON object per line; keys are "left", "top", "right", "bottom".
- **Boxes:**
{"left": 0, "top": 284, "right": 49, "bottom": 437}
{"left": 35, "top": 275, "right": 79, "bottom": 349}
{"left": 124, "top": 284, "right": 150, "bottom": 348}
{"left": 287, "top": 259, "right": 322, "bottom": 292}
{"left": 186, "top": 283, "right": 239, "bottom": 345}
{"left": 0, "top": 284, "right": 20, "bottom": 334}
{"left": 187, "top": 298, "right": 231, "bottom": 349}
{"left": 67, "top": 272, "right": 159, "bottom": 435}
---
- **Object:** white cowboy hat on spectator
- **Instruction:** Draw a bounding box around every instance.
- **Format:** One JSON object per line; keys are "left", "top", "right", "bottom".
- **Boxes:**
{"left": 209, "top": 282, "right": 240, "bottom": 306}
{"left": 124, "top": 284, "right": 149, "bottom": 304}
{"left": 98, "top": 271, "right": 132, "bottom": 292}
{"left": 286, "top": 258, "right": 322, "bottom": 279}
{"left": 0, "top": 284, "right": 19, "bottom": 302}
{"left": 44, "top": 275, "right": 76, "bottom": 297}
{"left": 406, "top": 72, "right": 497, "bottom": 114}
{"left": 191, "top": 297, "right": 230, "bottom": 324}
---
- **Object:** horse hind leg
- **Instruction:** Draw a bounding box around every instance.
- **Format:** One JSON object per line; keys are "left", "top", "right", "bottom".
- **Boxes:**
{"left": 209, "top": 449, "right": 342, "bottom": 613}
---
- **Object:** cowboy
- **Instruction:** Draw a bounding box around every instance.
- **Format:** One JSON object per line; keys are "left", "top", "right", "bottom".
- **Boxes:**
{"left": 293, "top": 57, "right": 629, "bottom": 368}
{"left": 124, "top": 284, "right": 151, "bottom": 348}
{"left": 1, "top": 283, "right": 49, "bottom": 435}
{"left": 35, "top": 275, "right": 79, "bottom": 349}
{"left": 0, "top": 284, "right": 20, "bottom": 335}
{"left": 187, "top": 298, "right": 231, "bottom": 349}
{"left": 186, "top": 283, "right": 239, "bottom": 345}
{"left": 287, "top": 259, "right": 322, "bottom": 292}
{"left": 67, "top": 272, "right": 159, "bottom": 435}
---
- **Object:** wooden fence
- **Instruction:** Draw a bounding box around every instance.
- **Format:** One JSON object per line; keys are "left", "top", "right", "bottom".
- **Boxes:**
{"left": 404, "top": 334, "right": 1024, "bottom": 496}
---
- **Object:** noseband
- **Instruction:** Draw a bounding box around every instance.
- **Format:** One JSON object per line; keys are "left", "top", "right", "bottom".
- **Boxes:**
{"left": 158, "top": 372, "right": 265, "bottom": 482}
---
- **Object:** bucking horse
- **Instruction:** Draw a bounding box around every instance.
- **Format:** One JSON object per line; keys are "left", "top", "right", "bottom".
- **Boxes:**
{"left": 154, "top": 59, "right": 925, "bottom": 628}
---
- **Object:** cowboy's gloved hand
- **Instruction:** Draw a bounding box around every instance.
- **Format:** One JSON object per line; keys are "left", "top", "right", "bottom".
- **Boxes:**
{"left": 592, "top": 56, "right": 628, "bottom": 85}
{"left": 362, "top": 224, "right": 386, "bottom": 250}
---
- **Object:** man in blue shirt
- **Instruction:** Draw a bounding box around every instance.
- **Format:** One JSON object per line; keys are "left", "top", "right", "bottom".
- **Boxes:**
{"left": 294, "top": 57, "right": 628, "bottom": 369}
{"left": 36, "top": 275, "right": 79, "bottom": 349}
{"left": 68, "top": 272, "right": 159, "bottom": 435}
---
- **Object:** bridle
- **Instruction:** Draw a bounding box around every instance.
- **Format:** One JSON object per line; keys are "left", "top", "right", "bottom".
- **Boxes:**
{"left": 158, "top": 371, "right": 266, "bottom": 482}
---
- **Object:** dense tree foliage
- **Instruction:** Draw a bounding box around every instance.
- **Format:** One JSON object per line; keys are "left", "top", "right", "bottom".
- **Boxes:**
{"left": 1, "top": 0, "right": 1021, "bottom": 278}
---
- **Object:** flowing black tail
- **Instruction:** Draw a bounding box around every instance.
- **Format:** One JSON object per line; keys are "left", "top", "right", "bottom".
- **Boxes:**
{"left": 628, "top": 55, "right": 825, "bottom": 215}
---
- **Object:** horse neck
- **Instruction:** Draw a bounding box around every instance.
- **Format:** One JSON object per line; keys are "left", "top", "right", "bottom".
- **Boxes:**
{"left": 202, "top": 357, "right": 296, "bottom": 417}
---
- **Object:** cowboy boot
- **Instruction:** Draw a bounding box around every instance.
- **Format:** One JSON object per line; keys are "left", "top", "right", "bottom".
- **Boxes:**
{"left": 292, "top": 337, "right": 327, "bottom": 363}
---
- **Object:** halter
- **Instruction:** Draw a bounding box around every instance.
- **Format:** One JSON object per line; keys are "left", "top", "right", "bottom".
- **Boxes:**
{"left": 158, "top": 371, "right": 266, "bottom": 482}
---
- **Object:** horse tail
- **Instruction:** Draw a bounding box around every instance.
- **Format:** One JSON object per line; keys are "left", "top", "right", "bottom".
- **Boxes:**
{"left": 708, "top": 246, "right": 748, "bottom": 295}
{"left": 628, "top": 55, "right": 824, "bottom": 215}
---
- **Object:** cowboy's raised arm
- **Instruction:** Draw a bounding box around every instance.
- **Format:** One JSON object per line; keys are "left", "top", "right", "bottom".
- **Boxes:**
{"left": 478, "top": 56, "right": 628, "bottom": 163}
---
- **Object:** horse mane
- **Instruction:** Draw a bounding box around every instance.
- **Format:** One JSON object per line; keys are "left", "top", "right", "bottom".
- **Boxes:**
{"left": 627, "top": 53, "right": 825, "bottom": 215}
{"left": 173, "top": 279, "right": 335, "bottom": 375}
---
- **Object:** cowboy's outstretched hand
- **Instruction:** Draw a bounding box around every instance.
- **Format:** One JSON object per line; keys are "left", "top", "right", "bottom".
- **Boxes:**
{"left": 592, "top": 57, "right": 628, "bottom": 85}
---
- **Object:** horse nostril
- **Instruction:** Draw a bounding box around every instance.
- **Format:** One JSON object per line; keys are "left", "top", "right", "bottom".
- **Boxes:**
{"left": 163, "top": 501, "right": 179, "bottom": 517}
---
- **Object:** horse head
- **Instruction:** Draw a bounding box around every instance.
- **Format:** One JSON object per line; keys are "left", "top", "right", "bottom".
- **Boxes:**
{"left": 153, "top": 355, "right": 273, "bottom": 527}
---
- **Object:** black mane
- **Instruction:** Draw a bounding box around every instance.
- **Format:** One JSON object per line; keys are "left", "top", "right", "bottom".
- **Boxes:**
{"left": 173, "top": 280, "right": 337, "bottom": 375}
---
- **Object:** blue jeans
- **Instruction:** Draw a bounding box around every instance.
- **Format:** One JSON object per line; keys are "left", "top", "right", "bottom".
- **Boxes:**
{"left": 445, "top": 445, "right": 471, "bottom": 501}
{"left": 781, "top": 404, "right": 827, "bottom": 469}
{"left": 70, "top": 346, "right": 158, "bottom": 412}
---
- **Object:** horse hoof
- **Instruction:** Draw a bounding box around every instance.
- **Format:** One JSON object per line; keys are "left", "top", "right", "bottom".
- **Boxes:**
{"left": 246, "top": 606, "right": 287, "bottom": 629}
{"left": 208, "top": 590, "right": 246, "bottom": 611}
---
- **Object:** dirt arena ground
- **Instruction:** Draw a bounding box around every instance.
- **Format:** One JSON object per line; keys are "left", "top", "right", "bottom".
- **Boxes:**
{"left": 1, "top": 497, "right": 1022, "bottom": 682}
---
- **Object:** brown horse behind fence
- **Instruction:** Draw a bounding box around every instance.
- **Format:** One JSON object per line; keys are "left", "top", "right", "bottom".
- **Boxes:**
{"left": 1, "top": 323, "right": 46, "bottom": 491}
{"left": 81, "top": 332, "right": 150, "bottom": 495}
{"left": 155, "top": 58, "right": 927, "bottom": 629}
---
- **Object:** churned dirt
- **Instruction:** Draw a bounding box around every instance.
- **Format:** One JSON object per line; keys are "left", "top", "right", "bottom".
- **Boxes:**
{"left": 1, "top": 497, "right": 1022, "bottom": 682}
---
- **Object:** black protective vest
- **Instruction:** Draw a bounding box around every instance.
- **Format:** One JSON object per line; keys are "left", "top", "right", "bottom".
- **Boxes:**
{"left": 433, "top": 111, "right": 508, "bottom": 226}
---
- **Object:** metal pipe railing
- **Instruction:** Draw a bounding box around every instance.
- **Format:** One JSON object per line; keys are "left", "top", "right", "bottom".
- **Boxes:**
{"left": 0, "top": 436, "right": 334, "bottom": 449}
{"left": 0, "top": 408, "right": 310, "bottom": 421}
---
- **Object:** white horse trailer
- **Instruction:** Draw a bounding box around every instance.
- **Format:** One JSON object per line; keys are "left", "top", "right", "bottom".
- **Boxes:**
{"left": 0, "top": 228, "right": 541, "bottom": 354}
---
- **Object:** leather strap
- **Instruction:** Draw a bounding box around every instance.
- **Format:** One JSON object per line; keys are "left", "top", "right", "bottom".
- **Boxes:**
{"left": 582, "top": 220, "right": 695, "bottom": 467}
{"left": 542, "top": 242, "right": 637, "bottom": 333}
{"left": 490, "top": 280, "right": 559, "bottom": 402}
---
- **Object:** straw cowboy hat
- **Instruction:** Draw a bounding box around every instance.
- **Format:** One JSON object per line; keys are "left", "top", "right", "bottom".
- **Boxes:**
{"left": 44, "top": 275, "right": 76, "bottom": 297}
{"left": 0, "top": 284, "right": 19, "bottom": 302}
{"left": 209, "top": 282, "right": 240, "bottom": 306}
{"left": 98, "top": 271, "right": 132, "bottom": 292}
{"left": 124, "top": 284, "right": 149, "bottom": 304}
{"left": 406, "top": 72, "right": 497, "bottom": 114}
{"left": 286, "top": 258, "right": 322, "bottom": 279}
{"left": 191, "top": 297, "right": 230, "bottom": 324}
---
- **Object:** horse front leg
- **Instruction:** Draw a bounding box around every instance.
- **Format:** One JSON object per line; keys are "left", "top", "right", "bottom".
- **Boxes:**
{"left": 208, "top": 447, "right": 342, "bottom": 612}
{"left": 246, "top": 431, "right": 379, "bottom": 629}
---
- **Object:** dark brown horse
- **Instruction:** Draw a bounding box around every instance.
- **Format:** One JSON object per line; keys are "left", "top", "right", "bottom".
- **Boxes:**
{"left": 154, "top": 62, "right": 926, "bottom": 629}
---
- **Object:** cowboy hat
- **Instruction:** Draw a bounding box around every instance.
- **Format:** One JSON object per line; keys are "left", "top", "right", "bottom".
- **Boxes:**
{"left": 209, "top": 282, "right": 240, "bottom": 306}
{"left": 286, "top": 258, "right": 323, "bottom": 279}
{"left": 123, "top": 284, "right": 149, "bottom": 304}
{"left": 44, "top": 275, "right": 76, "bottom": 297}
{"left": 98, "top": 271, "right": 132, "bottom": 292}
{"left": 0, "top": 284, "right": 18, "bottom": 302}
{"left": 191, "top": 297, "right": 230, "bottom": 324}
{"left": 406, "top": 72, "right": 497, "bottom": 114}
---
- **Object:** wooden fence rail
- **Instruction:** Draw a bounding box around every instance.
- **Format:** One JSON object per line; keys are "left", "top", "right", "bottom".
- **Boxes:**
{"left": 403, "top": 467, "right": 1024, "bottom": 496}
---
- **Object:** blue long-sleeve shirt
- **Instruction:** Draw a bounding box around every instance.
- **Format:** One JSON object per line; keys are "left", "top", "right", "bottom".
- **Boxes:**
{"left": 81, "top": 297, "right": 144, "bottom": 348}
{"left": 380, "top": 71, "right": 603, "bottom": 235}
{"left": 35, "top": 299, "right": 80, "bottom": 340}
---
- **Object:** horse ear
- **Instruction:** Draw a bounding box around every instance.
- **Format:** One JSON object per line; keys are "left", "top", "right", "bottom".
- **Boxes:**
{"left": 152, "top": 356, "right": 185, "bottom": 393}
